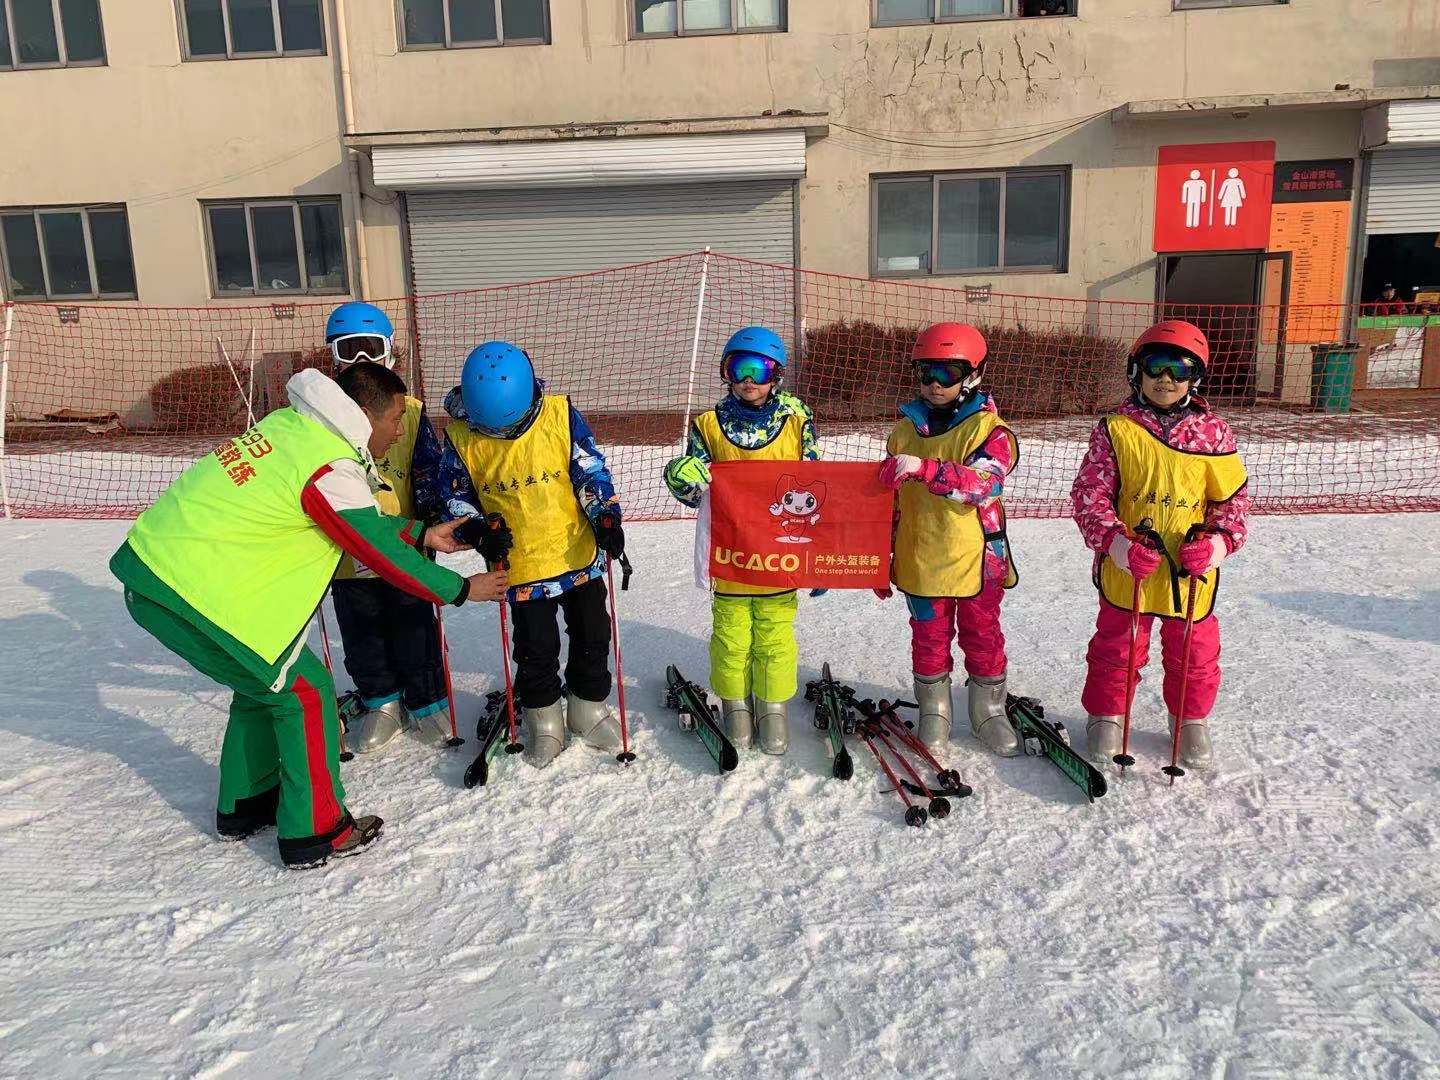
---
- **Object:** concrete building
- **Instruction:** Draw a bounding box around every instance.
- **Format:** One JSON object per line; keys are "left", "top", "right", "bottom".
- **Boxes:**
{"left": 2, "top": 2, "right": 1439, "bottom": 403}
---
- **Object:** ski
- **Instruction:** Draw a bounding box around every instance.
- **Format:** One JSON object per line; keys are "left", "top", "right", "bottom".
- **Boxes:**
{"left": 897, "top": 778, "right": 972, "bottom": 801}
{"left": 463, "top": 690, "right": 512, "bottom": 789}
{"left": 664, "top": 666, "right": 738, "bottom": 774}
{"left": 1005, "top": 694, "right": 1108, "bottom": 803}
{"left": 803, "top": 663, "right": 855, "bottom": 781}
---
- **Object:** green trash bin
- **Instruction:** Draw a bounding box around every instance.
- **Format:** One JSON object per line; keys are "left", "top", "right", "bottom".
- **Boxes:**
{"left": 1310, "top": 343, "right": 1359, "bottom": 414}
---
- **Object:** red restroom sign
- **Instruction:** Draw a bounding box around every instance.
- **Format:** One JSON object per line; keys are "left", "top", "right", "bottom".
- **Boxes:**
{"left": 1154, "top": 141, "right": 1276, "bottom": 252}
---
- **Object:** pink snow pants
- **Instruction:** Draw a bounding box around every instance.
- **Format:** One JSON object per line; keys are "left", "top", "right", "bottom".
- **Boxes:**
{"left": 908, "top": 582, "right": 1007, "bottom": 679}
{"left": 1080, "top": 600, "right": 1222, "bottom": 720}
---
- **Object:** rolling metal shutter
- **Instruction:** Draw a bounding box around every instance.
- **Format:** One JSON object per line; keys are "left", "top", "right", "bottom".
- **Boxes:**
{"left": 1365, "top": 149, "right": 1440, "bottom": 234}
{"left": 405, "top": 179, "right": 795, "bottom": 290}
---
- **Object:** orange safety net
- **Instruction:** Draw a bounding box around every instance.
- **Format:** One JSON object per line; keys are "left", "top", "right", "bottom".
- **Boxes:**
{"left": 3, "top": 251, "right": 1437, "bottom": 521}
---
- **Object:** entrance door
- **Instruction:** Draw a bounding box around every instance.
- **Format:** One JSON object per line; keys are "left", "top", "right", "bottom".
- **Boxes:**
{"left": 1156, "top": 251, "right": 1290, "bottom": 404}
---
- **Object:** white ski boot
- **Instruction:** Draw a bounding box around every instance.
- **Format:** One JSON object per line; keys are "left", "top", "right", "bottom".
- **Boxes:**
{"left": 1086, "top": 715, "right": 1124, "bottom": 764}
{"left": 1170, "top": 715, "right": 1213, "bottom": 770}
{"left": 352, "top": 700, "right": 404, "bottom": 754}
{"left": 756, "top": 699, "right": 789, "bottom": 755}
{"left": 913, "top": 673, "right": 952, "bottom": 748}
{"left": 721, "top": 698, "right": 754, "bottom": 749}
{"left": 566, "top": 692, "right": 622, "bottom": 752}
{"left": 968, "top": 675, "right": 1019, "bottom": 757}
{"left": 523, "top": 701, "right": 567, "bottom": 768}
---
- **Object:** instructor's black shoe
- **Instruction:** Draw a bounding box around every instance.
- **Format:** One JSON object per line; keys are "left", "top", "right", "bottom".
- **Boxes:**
{"left": 216, "top": 785, "right": 281, "bottom": 841}
{"left": 279, "top": 813, "right": 384, "bottom": 870}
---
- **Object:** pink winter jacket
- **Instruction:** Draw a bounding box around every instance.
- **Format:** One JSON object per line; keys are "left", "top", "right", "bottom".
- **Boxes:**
{"left": 1070, "top": 396, "right": 1250, "bottom": 566}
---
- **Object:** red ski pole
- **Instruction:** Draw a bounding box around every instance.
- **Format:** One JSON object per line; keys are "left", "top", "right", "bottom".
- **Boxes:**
{"left": 496, "top": 583, "right": 522, "bottom": 756}
{"left": 872, "top": 700, "right": 966, "bottom": 793}
{"left": 859, "top": 729, "right": 927, "bottom": 828}
{"left": 870, "top": 723, "right": 951, "bottom": 819}
{"left": 1115, "top": 518, "right": 1160, "bottom": 774}
{"left": 1164, "top": 572, "right": 1203, "bottom": 786}
{"left": 433, "top": 604, "right": 464, "bottom": 748}
{"left": 605, "top": 554, "right": 636, "bottom": 766}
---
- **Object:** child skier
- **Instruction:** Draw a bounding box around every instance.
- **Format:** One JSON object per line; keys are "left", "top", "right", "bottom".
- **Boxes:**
{"left": 663, "top": 326, "right": 818, "bottom": 755}
{"left": 1071, "top": 320, "right": 1249, "bottom": 769}
{"left": 323, "top": 303, "right": 488, "bottom": 754}
{"left": 878, "top": 323, "right": 1019, "bottom": 754}
{"left": 436, "top": 341, "right": 624, "bottom": 768}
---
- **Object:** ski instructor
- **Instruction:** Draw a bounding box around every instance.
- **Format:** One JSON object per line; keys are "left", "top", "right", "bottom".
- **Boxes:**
{"left": 109, "top": 363, "right": 508, "bottom": 869}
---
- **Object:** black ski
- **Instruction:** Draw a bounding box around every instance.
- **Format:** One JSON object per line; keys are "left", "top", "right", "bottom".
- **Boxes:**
{"left": 897, "top": 778, "right": 972, "bottom": 801}
{"left": 803, "top": 662, "right": 855, "bottom": 781}
{"left": 1005, "top": 694, "right": 1108, "bottom": 803}
{"left": 664, "top": 666, "right": 738, "bottom": 774}
{"left": 462, "top": 690, "right": 511, "bottom": 789}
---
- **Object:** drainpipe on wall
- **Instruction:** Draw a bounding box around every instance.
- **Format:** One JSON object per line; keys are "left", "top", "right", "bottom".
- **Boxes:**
{"left": 331, "top": 0, "right": 371, "bottom": 299}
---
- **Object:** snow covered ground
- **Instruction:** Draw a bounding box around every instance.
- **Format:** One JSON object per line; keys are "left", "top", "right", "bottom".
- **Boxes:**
{"left": 2, "top": 514, "right": 1439, "bottom": 1080}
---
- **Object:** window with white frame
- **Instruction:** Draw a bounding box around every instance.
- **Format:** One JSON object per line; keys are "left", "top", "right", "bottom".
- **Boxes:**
{"left": 179, "top": 0, "right": 326, "bottom": 60}
{"left": 1, "top": 205, "right": 136, "bottom": 299}
{"left": 1173, "top": 0, "right": 1286, "bottom": 9}
{"left": 399, "top": 0, "right": 549, "bottom": 48}
{"left": 874, "top": 0, "right": 1073, "bottom": 24}
{"left": 633, "top": 0, "right": 785, "bottom": 37}
{"left": 0, "top": 0, "right": 106, "bottom": 68}
{"left": 203, "top": 198, "right": 348, "bottom": 296}
{"left": 873, "top": 169, "right": 1070, "bottom": 276}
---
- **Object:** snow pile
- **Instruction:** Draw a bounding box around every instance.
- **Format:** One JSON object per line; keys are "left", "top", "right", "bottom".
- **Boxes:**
{"left": 1, "top": 516, "right": 1438, "bottom": 1078}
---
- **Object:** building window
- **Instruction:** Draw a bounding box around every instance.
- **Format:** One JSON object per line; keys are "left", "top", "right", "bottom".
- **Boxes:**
{"left": 872, "top": 169, "right": 1069, "bottom": 276}
{"left": 399, "top": 0, "right": 549, "bottom": 48}
{"left": 1174, "top": 1, "right": 1285, "bottom": 9}
{"left": 179, "top": 0, "right": 326, "bottom": 59}
{"left": 633, "top": 0, "right": 785, "bottom": 36}
{"left": 203, "top": 198, "right": 348, "bottom": 296}
{"left": 874, "top": 0, "right": 1072, "bottom": 25}
{"left": 0, "top": 0, "right": 106, "bottom": 68}
{"left": 0, "top": 205, "right": 136, "bottom": 299}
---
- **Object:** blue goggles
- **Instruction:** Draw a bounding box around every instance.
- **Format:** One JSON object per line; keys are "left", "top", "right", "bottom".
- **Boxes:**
{"left": 1138, "top": 349, "right": 1199, "bottom": 381}
{"left": 723, "top": 351, "right": 782, "bottom": 385}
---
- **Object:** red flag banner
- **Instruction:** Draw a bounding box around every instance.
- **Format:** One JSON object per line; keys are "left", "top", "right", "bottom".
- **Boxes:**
{"left": 707, "top": 461, "right": 895, "bottom": 591}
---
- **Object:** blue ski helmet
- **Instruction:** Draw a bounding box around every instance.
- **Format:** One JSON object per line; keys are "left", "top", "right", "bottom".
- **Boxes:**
{"left": 722, "top": 326, "right": 787, "bottom": 369}
{"left": 461, "top": 341, "right": 537, "bottom": 435}
{"left": 326, "top": 302, "right": 395, "bottom": 367}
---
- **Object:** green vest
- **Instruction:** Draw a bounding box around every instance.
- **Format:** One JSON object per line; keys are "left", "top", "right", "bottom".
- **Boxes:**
{"left": 126, "top": 408, "right": 362, "bottom": 664}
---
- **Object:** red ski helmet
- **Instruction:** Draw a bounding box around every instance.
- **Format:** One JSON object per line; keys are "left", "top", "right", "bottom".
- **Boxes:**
{"left": 1127, "top": 320, "right": 1209, "bottom": 385}
{"left": 912, "top": 322, "right": 988, "bottom": 366}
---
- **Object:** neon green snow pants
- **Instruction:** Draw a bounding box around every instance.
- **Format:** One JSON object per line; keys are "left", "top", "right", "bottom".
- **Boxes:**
{"left": 709, "top": 592, "right": 799, "bottom": 702}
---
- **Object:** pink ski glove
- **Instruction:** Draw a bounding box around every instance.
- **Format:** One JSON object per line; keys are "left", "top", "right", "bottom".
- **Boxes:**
{"left": 927, "top": 462, "right": 999, "bottom": 503}
{"left": 879, "top": 455, "right": 939, "bottom": 489}
{"left": 1108, "top": 531, "right": 1164, "bottom": 580}
{"left": 1180, "top": 532, "right": 1228, "bottom": 577}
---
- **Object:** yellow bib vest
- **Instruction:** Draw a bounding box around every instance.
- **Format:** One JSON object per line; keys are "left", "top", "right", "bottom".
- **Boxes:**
{"left": 445, "top": 395, "right": 596, "bottom": 588}
{"left": 887, "top": 410, "right": 1018, "bottom": 599}
{"left": 1097, "top": 414, "right": 1247, "bottom": 620}
{"left": 337, "top": 395, "right": 423, "bottom": 580}
{"left": 695, "top": 408, "right": 806, "bottom": 598}
{"left": 125, "top": 408, "right": 361, "bottom": 664}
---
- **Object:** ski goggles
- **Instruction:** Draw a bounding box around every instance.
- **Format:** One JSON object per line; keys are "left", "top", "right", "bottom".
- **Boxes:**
{"left": 722, "top": 351, "right": 782, "bottom": 385}
{"left": 915, "top": 360, "right": 976, "bottom": 388}
{"left": 1137, "top": 349, "right": 1199, "bottom": 382}
{"left": 330, "top": 333, "right": 393, "bottom": 367}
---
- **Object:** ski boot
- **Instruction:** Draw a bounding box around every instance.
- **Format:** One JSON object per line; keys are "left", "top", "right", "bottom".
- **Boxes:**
{"left": 913, "top": 672, "right": 952, "bottom": 748}
{"left": 756, "top": 699, "right": 789, "bottom": 755}
{"left": 217, "top": 784, "right": 280, "bottom": 841}
{"left": 566, "top": 692, "right": 622, "bottom": 752}
{"left": 279, "top": 813, "right": 384, "bottom": 870}
{"left": 408, "top": 702, "right": 452, "bottom": 746}
{"left": 1085, "top": 715, "right": 1124, "bottom": 764}
{"left": 352, "top": 699, "right": 404, "bottom": 754}
{"left": 1170, "top": 715, "right": 1213, "bottom": 770}
{"left": 968, "top": 675, "right": 1019, "bottom": 757}
{"left": 721, "top": 698, "right": 754, "bottom": 750}
{"left": 523, "top": 700, "right": 567, "bottom": 768}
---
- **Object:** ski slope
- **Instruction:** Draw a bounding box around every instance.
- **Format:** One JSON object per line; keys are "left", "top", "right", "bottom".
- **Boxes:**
{"left": 1, "top": 515, "right": 1438, "bottom": 1080}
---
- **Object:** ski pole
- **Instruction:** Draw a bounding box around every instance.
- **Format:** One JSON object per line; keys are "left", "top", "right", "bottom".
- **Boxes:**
{"left": 604, "top": 553, "right": 636, "bottom": 766}
{"left": 316, "top": 601, "right": 353, "bottom": 762}
{"left": 869, "top": 721, "right": 950, "bottom": 819}
{"left": 872, "top": 699, "right": 964, "bottom": 791}
{"left": 433, "top": 604, "right": 464, "bottom": 749}
{"left": 1115, "top": 517, "right": 1161, "bottom": 773}
{"left": 1164, "top": 525, "right": 1209, "bottom": 785}
{"left": 497, "top": 585, "right": 522, "bottom": 756}
{"left": 859, "top": 728, "right": 927, "bottom": 828}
